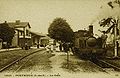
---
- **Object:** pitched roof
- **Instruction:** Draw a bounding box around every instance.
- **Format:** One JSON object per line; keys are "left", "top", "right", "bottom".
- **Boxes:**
{"left": 40, "top": 36, "right": 51, "bottom": 39}
{"left": 30, "top": 31, "right": 46, "bottom": 37}
{"left": 7, "top": 22, "right": 31, "bottom": 28}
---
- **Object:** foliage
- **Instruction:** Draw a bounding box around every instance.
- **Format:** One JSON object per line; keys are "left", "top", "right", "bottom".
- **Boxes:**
{"left": 99, "top": 17, "right": 113, "bottom": 27}
{"left": 48, "top": 17, "right": 74, "bottom": 42}
{"left": 99, "top": 17, "right": 119, "bottom": 35}
{"left": 98, "top": 0, "right": 120, "bottom": 35}
{"left": 0, "top": 23, "right": 15, "bottom": 44}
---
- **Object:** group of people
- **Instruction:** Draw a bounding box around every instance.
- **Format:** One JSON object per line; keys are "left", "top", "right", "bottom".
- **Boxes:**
{"left": 45, "top": 42, "right": 72, "bottom": 53}
{"left": 45, "top": 44, "right": 57, "bottom": 53}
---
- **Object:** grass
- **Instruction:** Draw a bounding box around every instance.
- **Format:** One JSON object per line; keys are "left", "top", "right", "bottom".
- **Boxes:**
{"left": 0, "top": 49, "right": 38, "bottom": 69}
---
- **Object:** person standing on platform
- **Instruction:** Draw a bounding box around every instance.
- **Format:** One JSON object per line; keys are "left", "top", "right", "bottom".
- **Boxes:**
{"left": 101, "top": 31, "right": 108, "bottom": 48}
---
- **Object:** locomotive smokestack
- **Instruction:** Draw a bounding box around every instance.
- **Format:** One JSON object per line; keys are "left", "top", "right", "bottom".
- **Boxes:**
{"left": 89, "top": 25, "right": 93, "bottom": 36}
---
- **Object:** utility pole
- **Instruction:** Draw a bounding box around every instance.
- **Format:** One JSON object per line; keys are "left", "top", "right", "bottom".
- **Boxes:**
{"left": 23, "top": 27, "right": 25, "bottom": 49}
{"left": 114, "top": 17, "right": 119, "bottom": 57}
{"left": 66, "top": 43, "right": 70, "bottom": 69}
{"left": 114, "top": 20, "right": 118, "bottom": 57}
{"left": 67, "top": 49, "right": 69, "bottom": 69}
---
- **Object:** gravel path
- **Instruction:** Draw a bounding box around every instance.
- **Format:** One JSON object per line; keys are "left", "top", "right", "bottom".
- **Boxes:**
{"left": 49, "top": 52, "right": 120, "bottom": 78}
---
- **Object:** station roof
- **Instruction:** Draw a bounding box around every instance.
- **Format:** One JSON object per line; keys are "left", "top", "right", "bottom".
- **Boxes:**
{"left": 7, "top": 22, "right": 31, "bottom": 28}
{"left": 3, "top": 20, "right": 31, "bottom": 28}
{"left": 30, "top": 30, "right": 46, "bottom": 37}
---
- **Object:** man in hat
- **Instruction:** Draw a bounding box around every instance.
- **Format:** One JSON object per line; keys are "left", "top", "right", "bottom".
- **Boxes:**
{"left": 101, "top": 31, "right": 108, "bottom": 48}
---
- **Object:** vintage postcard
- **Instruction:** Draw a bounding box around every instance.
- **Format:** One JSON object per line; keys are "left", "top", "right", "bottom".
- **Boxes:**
{"left": 0, "top": 0, "right": 120, "bottom": 78}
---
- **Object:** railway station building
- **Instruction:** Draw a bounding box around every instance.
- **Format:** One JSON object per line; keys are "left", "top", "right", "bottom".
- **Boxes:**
{"left": 6, "top": 20, "right": 31, "bottom": 48}
{"left": 1, "top": 20, "right": 52, "bottom": 49}
{"left": 29, "top": 31, "right": 47, "bottom": 48}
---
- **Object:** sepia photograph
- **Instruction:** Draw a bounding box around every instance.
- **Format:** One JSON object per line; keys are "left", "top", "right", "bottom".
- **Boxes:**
{"left": 0, "top": 0, "right": 120, "bottom": 78}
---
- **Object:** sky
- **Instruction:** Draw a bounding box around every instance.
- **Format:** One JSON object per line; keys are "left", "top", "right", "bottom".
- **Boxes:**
{"left": 0, "top": 0, "right": 113, "bottom": 34}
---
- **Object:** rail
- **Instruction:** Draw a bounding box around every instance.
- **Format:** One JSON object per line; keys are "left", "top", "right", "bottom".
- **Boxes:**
{"left": 0, "top": 49, "right": 45, "bottom": 72}
{"left": 90, "top": 58, "right": 120, "bottom": 72}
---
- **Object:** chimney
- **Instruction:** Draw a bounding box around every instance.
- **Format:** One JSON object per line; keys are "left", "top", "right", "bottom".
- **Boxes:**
{"left": 89, "top": 25, "right": 93, "bottom": 35}
{"left": 16, "top": 20, "right": 20, "bottom": 25}
{"left": 4, "top": 21, "right": 7, "bottom": 23}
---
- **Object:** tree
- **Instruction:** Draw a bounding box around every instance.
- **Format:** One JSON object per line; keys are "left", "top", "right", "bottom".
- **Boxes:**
{"left": 99, "top": 0, "right": 120, "bottom": 38}
{"left": 48, "top": 17, "right": 74, "bottom": 43}
{"left": 98, "top": 0, "right": 120, "bottom": 57}
{"left": 99, "top": 17, "right": 119, "bottom": 35}
{"left": 0, "top": 23, "right": 15, "bottom": 47}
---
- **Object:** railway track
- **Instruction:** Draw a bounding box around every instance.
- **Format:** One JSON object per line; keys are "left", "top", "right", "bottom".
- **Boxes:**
{"left": 14, "top": 56, "right": 33, "bottom": 72}
{"left": 14, "top": 50, "right": 47, "bottom": 72}
{"left": 90, "top": 58, "right": 120, "bottom": 72}
{"left": 0, "top": 48, "right": 45, "bottom": 72}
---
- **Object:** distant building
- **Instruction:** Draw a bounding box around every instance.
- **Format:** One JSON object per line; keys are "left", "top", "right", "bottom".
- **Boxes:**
{"left": 40, "top": 36, "right": 51, "bottom": 47}
{"left": 30, "top": 31, "right": 46, "bottom": 47}
{"left": 30, "top": 31, "right": 53, "bottom": 47}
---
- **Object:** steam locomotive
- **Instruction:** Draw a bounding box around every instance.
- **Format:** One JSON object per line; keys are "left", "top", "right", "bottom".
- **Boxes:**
{"left": 73, "top": 25, "right": 107, "bottom": 59}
